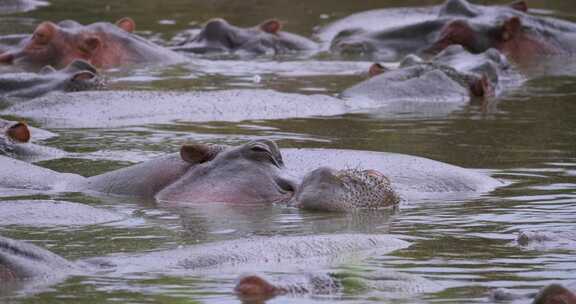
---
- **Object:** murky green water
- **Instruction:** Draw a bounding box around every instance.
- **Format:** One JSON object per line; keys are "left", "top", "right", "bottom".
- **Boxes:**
{"left": 1, "top": 0, "right": 576, "bottom": 303}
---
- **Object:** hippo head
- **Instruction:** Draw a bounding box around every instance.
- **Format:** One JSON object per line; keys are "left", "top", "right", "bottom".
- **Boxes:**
{"left": 0, "top": 17, "right": 137, "bottom": 70}
{"left": 182, "top": 18, "right": 305, "bottom": 55}
{"left": 291, "top": 167, "right": 400, "bottom": 212}
{"left": 155, "top": 140, "right": 297, "bottom": 204}
{"left": 330, "top": 28, "right": 377, "bottom": 57}
{"left": 427, "top": 16, "right": 525, "bottom": 55}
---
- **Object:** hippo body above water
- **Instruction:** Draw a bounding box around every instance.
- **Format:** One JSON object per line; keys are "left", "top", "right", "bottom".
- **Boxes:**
{"left": 0, "top": 60, "right": 104, "bottom": 99}
{"left": 0, "top": 17, "right": 185, "bottom": 71}
{"left": 0, "top": 141, "right": 502, "bottom": 211}
{"left": 170, "top": 18, "right": 318, "bottom": 56}
{"left": 342, "top": 45, "right": 511, "bottom": 103}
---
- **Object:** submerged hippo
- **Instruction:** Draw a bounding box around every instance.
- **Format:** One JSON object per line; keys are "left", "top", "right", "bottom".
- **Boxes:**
{"left": 427, "top": 2, "right": 576, "bottom": 62}
{"left": 342, "top": 45, "right": 510, "bottom": 103}
{"left": 170, "top": 18, "right": 318, "bottom": 56}
{"left": 0, "top": 17, "right": 185, "bottom": 71}
{"left": 327, "top": 0, "right": 528, "bottom": 61}
{"left": 0, "top": 140, "right": 501, "bottom": 210}
{"left": 0, "top": 119, "right": 30, "bottom": 153}
{"left": 0, "top": 234, "right": 408, "bottom": 287}
{"left": 0, "top": 59, "right": 104, "bottom": 99}
{"left": 0, "top": 119, "right": 61, "bottom": 161}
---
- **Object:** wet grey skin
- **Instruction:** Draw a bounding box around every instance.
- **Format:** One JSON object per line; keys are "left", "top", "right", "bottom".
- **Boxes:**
{"left": 329, "top": 0, "right": 529, "bottom": 60}
{"left": 0, "top": 59, "right": 106, "bottom": 99}
{"left": 291, "top": 167, "right": 400, "bottom": 212}
{"left": 170, "top": 18, "right": 318, "bottom": 55}
{"left": 0, "top": 234, "right": 408, "bottom": 283}
{"left": 342, "top": 45, "right": 508, "bottom": 102}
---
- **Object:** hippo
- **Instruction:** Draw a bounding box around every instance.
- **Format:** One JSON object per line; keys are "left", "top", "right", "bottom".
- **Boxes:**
{"left": 0, "top": 119, "right": 30, "bottom": 154}
{"left": 170, "top": 18, "right": 318, "bottom": 56}
{"left": 341, "top": 45, "right": 511, "bottom": 103}
{"left": 0, "top": 234, "right": 409, "bottom": 289}
{"left": 0, "top": 17, "right": 185, "bottom": 71}
{"left": 427, "top": 3, "right": 576, "bottom": 62}
{"left": 235, "top": 270, "right": 442, "bottom": 301}
{"left": 0, "top": 59, "right": 104, "bottom": 99}
{"left": 0, "top": 140, "right": 501, "bottom": 209}
{"left": 326, "top": 0, "right": 529, "bottom": 61}
{"left": 0, "top": 118, "right": 62, "bottom": 161}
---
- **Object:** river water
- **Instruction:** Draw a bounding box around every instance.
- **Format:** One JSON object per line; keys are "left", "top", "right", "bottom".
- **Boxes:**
{"left": 1, "top": 0, "right": 575, "bottom": 303}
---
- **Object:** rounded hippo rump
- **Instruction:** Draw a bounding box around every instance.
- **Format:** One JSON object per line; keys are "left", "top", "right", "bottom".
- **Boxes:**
{"left": 0, "top": 89, "right": 347, "bottom": 129}
{"left": 0, "top": 60, "right": 105, "bottom": 99}
{"left": 170, "top": 18, "right": 318, "bottom": 56}
{"left": 0, "top": 17, "right": 185, "bottom": 71}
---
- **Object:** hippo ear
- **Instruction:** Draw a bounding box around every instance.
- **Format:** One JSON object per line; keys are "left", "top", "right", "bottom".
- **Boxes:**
{"left": 501, "top": 17, "right": 522, "bottom": 41}
{"left": 116, "top": 17, "right": 136, "bottom": 33}
{"left": 0, "top": 52, "right": 15, "bottom": 64}
{"left": 80, "top": 36, "right": 101, "bottom": 55}
{"left": 509, "top": 0, "right": 528, "bottom": 12}
{"left": 6, "top": 122, "right": 31, "bottom": 143}
{"left": 180, "top": 144, "right": 223, "bottom": 164}
{"left": 259, "top": 19, "right": 282, "bottom": 34}
{"left": 71, "top": 71, "right": 96, "bottom": 82}
{"left": 470, "top": 74, "right": 494, "bottom": 97}
{"left": 32, "top": 22, "right": 56, "bottom": 45}
{"left": 235, "top": 275, "right": 281, "bottom": 299}
{"left": 368, "top": 63, "right": 387, "bottom": 78}
{"left": 39, "top": 65, "right": 57, "bottom": 74}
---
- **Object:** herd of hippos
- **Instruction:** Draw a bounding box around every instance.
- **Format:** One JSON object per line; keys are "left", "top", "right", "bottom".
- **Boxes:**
{"left": 1, "top": 0, "right": 575, "bottom": 302}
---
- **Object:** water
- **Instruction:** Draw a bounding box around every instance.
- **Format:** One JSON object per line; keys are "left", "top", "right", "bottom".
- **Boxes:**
{"left": 1, "top": 0, "right": 576, "bottom": 303}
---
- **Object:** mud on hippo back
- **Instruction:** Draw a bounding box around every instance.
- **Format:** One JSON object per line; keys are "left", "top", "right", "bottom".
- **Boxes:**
{"left": 0, "top": 60, "right": 104, "bottom": 99}
{"left": 169, "top": 18, "right": 318, "bottom": 56}
{"left": 326, "top": 0, "right": 528, "bottom": 61}
{"left": 0, "top": 17, "right": 185, "bottom": 71}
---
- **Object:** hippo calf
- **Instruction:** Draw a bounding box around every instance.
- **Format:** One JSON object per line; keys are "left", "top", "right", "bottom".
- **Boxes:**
{"left": 170, "top": 18, "right": 318, "bottom": 56}
{"left": 0, "top": 17, "right": 185, "bottom": 71}
{"left": 0, "top": 60, "right": 104, "bottom": 99}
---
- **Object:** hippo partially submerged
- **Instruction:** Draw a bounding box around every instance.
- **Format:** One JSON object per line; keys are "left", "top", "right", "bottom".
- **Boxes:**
{"left": 0, "top": 119, "right": 30, "bottom": 155}
{"left": 0, "top": 140, "right": 502, "bottom": 211}
{"left": 0, "top": 60, "right": 104, "bottom": 99}
{"left": 325, "top": 0, "right": 529, "bottom": 61}
{"left": 0, "top": 17, "right": 185, "bottom": 71}
{"left": 170, "top": 18, "right": 318, "bottom": 56}
{"left": 342, "top": 45, "right": 511, "bottom": 103}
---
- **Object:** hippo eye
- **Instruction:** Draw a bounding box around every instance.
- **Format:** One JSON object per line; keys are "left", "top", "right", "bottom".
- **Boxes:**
{"left": 250, "top": 145, "right": 269, "bottom": 153}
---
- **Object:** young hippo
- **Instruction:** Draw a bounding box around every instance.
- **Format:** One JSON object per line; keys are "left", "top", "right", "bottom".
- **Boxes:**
{"left": 427, "top": 14, "right": 576, "bottom": 63}
{"left": 0, "top": 17, "right": 185, "bottom": 71}
{"left": 0, "top": 59, "right": 105, "bottom": 99}
{"left": 170, "top": 18, "right": 318, "bottom": 55}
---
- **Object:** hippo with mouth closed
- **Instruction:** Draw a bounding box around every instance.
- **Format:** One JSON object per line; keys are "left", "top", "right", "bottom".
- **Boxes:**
{"left": 0, "top": 17, "right": 185, "bottom": 71}
{"left": 170, "top": 18, "right": 318, "bottom": 56}
{"left": 327, "top": 0, "right": 528, "bottom": 61}
{"left": 0, "top": 140, "right": 501, "bottom": 208}
{"left": 342, "top": 45, "right": 511, "bottom": 103}
{"left": 0, "top": 59, "right": 105, "bottom": 99}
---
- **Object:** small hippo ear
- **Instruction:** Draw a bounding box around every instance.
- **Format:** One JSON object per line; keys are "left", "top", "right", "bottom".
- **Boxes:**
{"left": 6, "top": 122, "right": 31, "bottom": 143}
{"left": 80, "top": 36, "right": 101, "bottom": 55}
{"left": 470, "top": 74, "right": 494, "bottom": 97}
{"left": 116, "top": 17, "right": 136, "bottom": 33}
{"left": 501, "top": 17, "right": 522, "bottom": 41}
{"left": 180, "top": 144, "right": 223, "bottom": 164}
{"left": 71, "top": 71, "right": 96, "bottom": 82}
{"left": 509, "top": 0, "right": 528, "bottom": 12}
{"left": 368, "top": 63, "right": 387, "bottom": 78}
{"left": 235, "top": 275, "right": 281, "bottom": 299}
{"left": 259, "top": 19, "right": 282, "bottom": 34}
{"left": 39, "top": 65, "right": 57, "bottom": 74}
